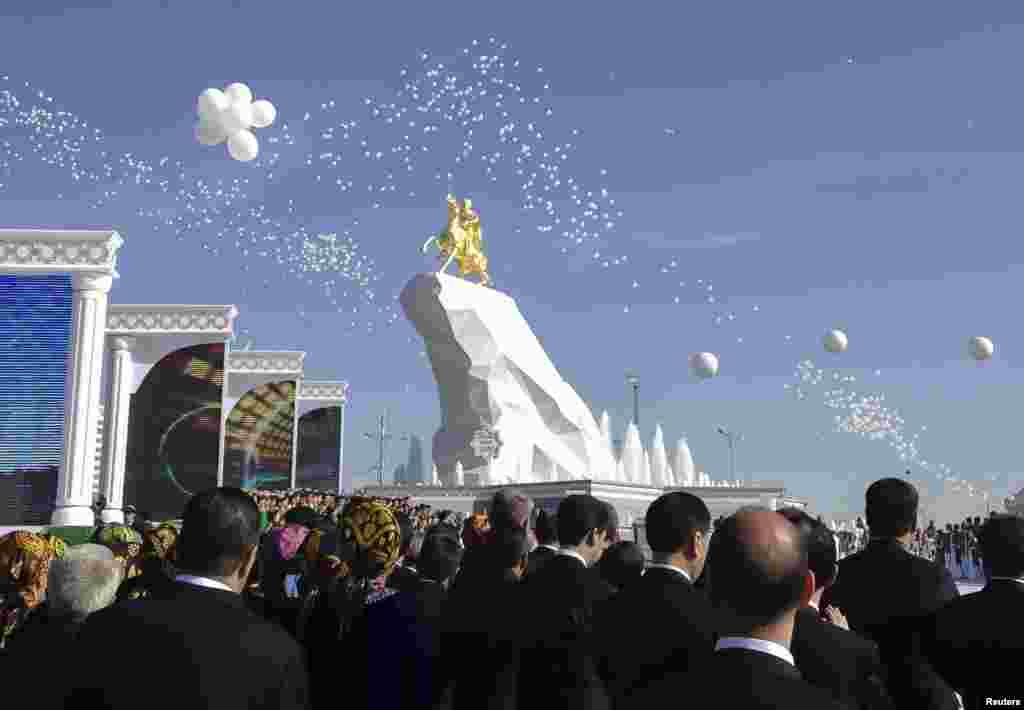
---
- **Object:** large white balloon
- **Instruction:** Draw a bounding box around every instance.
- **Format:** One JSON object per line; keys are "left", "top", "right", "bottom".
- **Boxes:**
{"left": 824, "top": 329, "right": 848, "bottom": 353}
{"left": 195, "top": 119, "right": 227, "bottom": 146}
{"left": 227, "top": 130, "right": 259, "bottom": 162}
{"left": 969, "top": 336, "right": 994, "bottom": 361}
{"left": 250, "top": 100, "right": 276, "bottom": 128}
{"left": 690, "top": 352, "right": 719, "bottom": 379}
{"left": 197, "top": 88, "right": 229, "bottom": 121}
{"left": 224, "top": 82, "right": 253, "bottom": 105}
{"left": 219, "top": 101, "right": 254, "bottom": 135}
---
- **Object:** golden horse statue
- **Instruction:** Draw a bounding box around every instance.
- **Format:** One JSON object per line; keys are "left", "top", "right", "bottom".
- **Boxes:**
{"left": 421, "top": 195, "right": 491, "bottom": 287}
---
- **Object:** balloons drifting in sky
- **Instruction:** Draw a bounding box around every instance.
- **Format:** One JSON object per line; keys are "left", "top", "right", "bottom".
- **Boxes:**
{"left": 968, "top": 336, "right": 994, "bottom": 361}
{"left": 823, "top": 329, "right": 848, "bottom": 353}
{"left": 690, "top": 352, "right": 719, "bottom": 380}
{"left": 195, "top": 83, "right": 276, "bottom": 162}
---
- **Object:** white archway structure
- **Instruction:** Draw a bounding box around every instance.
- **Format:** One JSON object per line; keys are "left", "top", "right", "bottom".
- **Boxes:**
{"left": 296, "top": 381, "right": 350, "bottom": 495}
{"left": 0, "top": 229, "right": 124, "bottom": 527}
{"left": 100, "top": 304, "right": 239, "bottom": 523}
{"left": 222, "top": 351, "right": 305, "bottom": 487}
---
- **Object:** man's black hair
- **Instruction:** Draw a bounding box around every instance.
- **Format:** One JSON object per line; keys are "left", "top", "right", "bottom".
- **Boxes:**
{"left": 979, "top": 514, "right": 1024, "bottom": 578}
{"left": 534, "top": 509, "right": 558, "bottom": 546}
{"left": 177, "top": 488, "right": 261, "bottom": 577}
{"left": 707, "top": 511, "right": 808, "bottom": 627}
{"left": 596, "top": 541, "right": 646, "bottom": 591}
{"left": 557, "top": 495, "right": 606, "bottom": 547}
{"left": 417, "top": 526, "right": 463, "bottom": 583}
{"left": 645, "top": 492, "right": 711, "bottom": 557}
{"left": 490, "top": 526, "right": 531, "bottom": 572}
{"left": 776, "top": 507, "right": 837, "bottom": 589}
{"left": 864, "top": 478, "right": 919, "bottom": 538}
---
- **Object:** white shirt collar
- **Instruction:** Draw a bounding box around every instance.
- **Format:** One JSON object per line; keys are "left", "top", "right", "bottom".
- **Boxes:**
{"left": 557, "top": 548, "right": 588, "bottom": 567}
{"left": 175, "top": 575, "right": 235, "bottom": 593}
{"left": 538, "top": 544, "right": 559, "bottom": 552}
{"left": 645, "top": 563, "right": 692, "bottom": 583}
{"left": 715, "top": 636, "right": 795, "bottom": 666}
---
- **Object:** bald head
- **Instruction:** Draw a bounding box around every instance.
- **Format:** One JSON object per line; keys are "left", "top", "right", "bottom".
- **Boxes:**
{"left": 708, "top": 508, "right": 809, "bottom": 628}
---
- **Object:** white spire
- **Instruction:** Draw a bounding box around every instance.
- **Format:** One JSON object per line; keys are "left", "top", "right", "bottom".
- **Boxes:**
{"left": 431, "top": 462, "right": 440, "bottom": 486}
{"left": 599, "top": 410, "right": 614, "bottom": 460}
{"left": 454, "top": 460, "right": 464, "bottom": 487}
{"left": 673, "top": 436, "right": 696, "bottom": 486}
{"left": 650, "top": 424, "right": 668, "bottom": 488}
{"left": 615, "top": 456, "right": 625, "bottom": 482}
{"left": 622, "top": 422, "right": 644, "bottom": 484}
{"left": 640, "top": 449, "right": 653, "bottom": 486}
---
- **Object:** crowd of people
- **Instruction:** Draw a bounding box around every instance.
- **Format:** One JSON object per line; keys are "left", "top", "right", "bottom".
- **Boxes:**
{"left": 0, "top": 477, "right": 1021, "bottom": 709}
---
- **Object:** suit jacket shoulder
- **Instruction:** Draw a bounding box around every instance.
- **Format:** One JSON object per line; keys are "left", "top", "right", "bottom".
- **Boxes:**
{"left": 69, "top": 582, "right": 309, "bottom": 710}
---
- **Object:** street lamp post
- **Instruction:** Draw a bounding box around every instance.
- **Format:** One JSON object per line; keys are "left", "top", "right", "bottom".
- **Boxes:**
{"left": 717, "top": 427, "right": 744, "bottom": 485}
{"left": 626, "top": 372, "right": 640, "bottom": 427}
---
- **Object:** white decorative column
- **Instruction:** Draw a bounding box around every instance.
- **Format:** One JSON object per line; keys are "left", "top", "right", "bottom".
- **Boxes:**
{"left": 52, "top": 272, "right": 115, "bottom": 526}
{"left": 296, "top": 381, "right": 350, "bottom": 494}
{"left": 98, "top": 336, "right": 134, "bottom": 523}
{"left": 105, "top": 304, "right": 238, "bottom": 503}
{"left": 222, "top": 351, "right": 306, "bottom": 488}
{"left": 0, "top": 230, "right": 124, "bottom": 528}
{"left": 291, "top": 381, "right": 302, "bottom": 489}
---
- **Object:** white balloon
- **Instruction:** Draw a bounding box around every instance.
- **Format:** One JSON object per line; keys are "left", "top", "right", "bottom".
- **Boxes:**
{"left": 824, "top": 329, "right": 848, "bottom": 353}
{"left": 227, "top": 130, "right": 259, "bottom": 162}
{"left": 197, "top": 88, "right": 229, "bottom": 121}
{"left": 219, "top": 101, "right": 254, "bottom": 135}
{"left": 195, "top": 119, "right": 227, "bottom": 146}
{"left": 224, "top": 82, "right": 253, "bottom": 105}
{"left": 250, "top": 99, "right": 277, "bottom": 128}
{"left": 969, "top": 336, "right": 994, "bottom": 361}
{"left": 690, "top": 352, "right": 719, "bottom": 379}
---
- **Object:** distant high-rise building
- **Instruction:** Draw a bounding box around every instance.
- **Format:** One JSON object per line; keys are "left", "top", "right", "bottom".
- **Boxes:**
{"left": 406, "top": 435, "right": 426, "bottom": 483}
{"left": 393, "top": 463, "right": 407, "bottom": 484}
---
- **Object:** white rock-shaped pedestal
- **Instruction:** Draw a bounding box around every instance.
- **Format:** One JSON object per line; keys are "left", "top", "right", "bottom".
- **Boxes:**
{"left": 400, "top": 273, "right": 614, "bottom": 485}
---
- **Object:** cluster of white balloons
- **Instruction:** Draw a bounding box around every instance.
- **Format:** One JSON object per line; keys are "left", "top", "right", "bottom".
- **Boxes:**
{"left": 195, "top": 83, "right": 276, "bottom": 162}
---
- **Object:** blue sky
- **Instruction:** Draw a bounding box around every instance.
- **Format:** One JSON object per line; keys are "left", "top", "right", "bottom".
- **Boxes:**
{"left": 2, "top": 0, "right": 1023, "bottom": 520}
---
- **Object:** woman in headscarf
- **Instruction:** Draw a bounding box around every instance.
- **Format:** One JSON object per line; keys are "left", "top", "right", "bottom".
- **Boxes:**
{"left": 94, "top": 525, "right": 144, "bottom": 579}
{"left": 115, "top": 524, "right": 178, "bottom": 601}
{"left": 303, "top": 498, "right": 402, "bottom": 710}
{"left": 0, "top": 531, "right": 66, "bottom": 648}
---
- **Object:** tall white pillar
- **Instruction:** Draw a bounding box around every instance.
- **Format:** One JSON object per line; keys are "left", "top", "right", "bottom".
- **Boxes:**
{"left": 52, "top": 272, "right": 114, "bottom": 527}
{"left": 337, "top": 403, "right": 346, "bottom": 496}
{"left": 290, "top": 380, "right": 301, "bottom": 490}
{"left": 99, "top": 336, "right": 134, "bottom": 524}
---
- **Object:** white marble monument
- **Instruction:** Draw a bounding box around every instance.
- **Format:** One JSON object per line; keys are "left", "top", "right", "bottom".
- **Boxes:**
{"left": 400, "top": 273, "right": 615, "bottom": 486}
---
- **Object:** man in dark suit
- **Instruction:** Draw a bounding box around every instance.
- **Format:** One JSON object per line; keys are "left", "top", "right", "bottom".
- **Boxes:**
{"left": 627, "top": 508, "right": 849, "bottom": 709}
{"left": 777, "top": 508, "right": 894, "bottom": 709}
{"left": 517, "top": 494, "right": 614, "bottom": 709}
{"left": 594, "top": 492, "right": 715, "bottom": 707}
{"left": 821, "top": 478, "right": 959, "bottom": 709}
{"left": 441, "top": 526, "right": 530, "bottom": 710}
{"left": 527, "top": 508, "right": 559, "bottom": 577}
{"left": 66, "top": 488, "right": 310, "bottom": 710}
{"left": 921, "top": 514, "right": 1024, "bottom": 710}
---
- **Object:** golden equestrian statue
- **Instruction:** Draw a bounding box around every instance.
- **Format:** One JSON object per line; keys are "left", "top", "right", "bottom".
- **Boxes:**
{"left": 421, "top": 194, "right": 491, "bottom": 287}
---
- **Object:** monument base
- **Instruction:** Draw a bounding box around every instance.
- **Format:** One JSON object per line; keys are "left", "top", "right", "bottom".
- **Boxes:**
{"left": 359, "top": 480, "right": 807, "bottom": 541}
